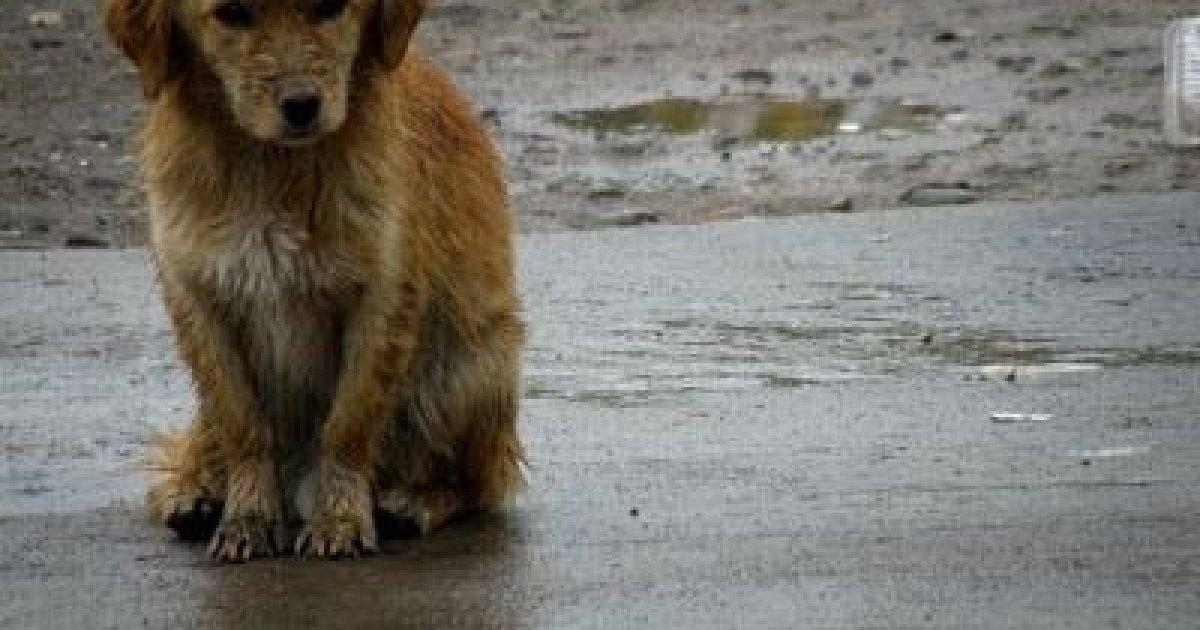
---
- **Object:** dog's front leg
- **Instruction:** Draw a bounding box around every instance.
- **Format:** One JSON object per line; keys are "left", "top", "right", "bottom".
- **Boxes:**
{"left": 296, "top": 283, "right": 422, "bottom": 558}
{"left": 161, "top": 281, "right": 283, "bottom": 562}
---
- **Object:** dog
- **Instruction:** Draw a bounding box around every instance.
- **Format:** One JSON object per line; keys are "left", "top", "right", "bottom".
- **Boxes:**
{"left": 104, "top": 0, "right": 525, "bottom": 562}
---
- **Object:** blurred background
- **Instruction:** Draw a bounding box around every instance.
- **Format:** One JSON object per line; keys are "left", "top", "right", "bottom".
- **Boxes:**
{"left": 1, "top": 0, "right": 1194, "bottom": 246}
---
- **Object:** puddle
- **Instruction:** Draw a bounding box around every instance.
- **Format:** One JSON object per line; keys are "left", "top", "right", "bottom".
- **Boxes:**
{"left": 551, "top": 96, "right": 944, "bottom": 142}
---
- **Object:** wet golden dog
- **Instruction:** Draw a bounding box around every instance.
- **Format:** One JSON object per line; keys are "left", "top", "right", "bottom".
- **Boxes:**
{"left": 104, "top": 0, "right": 524, "bottom": 561}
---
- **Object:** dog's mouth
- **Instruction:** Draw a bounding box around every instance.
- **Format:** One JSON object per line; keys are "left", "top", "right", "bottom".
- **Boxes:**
{"left": 275, "top": 129, "right": 323, "bottom": 147}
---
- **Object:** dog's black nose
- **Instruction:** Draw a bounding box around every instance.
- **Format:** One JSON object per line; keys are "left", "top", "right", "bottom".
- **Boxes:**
{"left": 281, "top": 93, "right": 321, "bottom": 131}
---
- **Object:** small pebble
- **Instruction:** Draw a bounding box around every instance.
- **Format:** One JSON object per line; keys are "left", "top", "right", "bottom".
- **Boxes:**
{"left": 27, "top": 11, "right": 63, "bottom": 27}
{"left": 826, "top": 197, "right": 854, "bottom": 212}
{"left": 850, "top": 71, "right": 874, "bottom": 87}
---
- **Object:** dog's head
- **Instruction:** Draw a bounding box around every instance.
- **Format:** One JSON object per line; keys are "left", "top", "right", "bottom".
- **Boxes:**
{"left": 105, "top": 0, "right": 427, "bottom": 146}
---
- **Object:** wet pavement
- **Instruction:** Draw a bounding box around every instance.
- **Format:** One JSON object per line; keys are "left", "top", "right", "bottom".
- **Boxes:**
{"left": 2, "top": 194, "right": 1200, "bottom": 628}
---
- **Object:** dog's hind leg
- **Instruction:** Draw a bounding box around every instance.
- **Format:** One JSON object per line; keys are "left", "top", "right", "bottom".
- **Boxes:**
{"left": 374, "top": 323, "right": 524, "bottom": 537}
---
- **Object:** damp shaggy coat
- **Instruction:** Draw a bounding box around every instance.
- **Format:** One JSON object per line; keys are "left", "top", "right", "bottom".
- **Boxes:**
{"left": 104, "top": 0, "right": 524, "bottom": 561}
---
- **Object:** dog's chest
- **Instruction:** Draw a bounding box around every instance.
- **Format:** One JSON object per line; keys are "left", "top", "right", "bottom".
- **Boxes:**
{"left": 207, "top": 220, "right": 333, "bottom": 299}
{"left": 203, "top": 220, "right": 357, "bottom": 403}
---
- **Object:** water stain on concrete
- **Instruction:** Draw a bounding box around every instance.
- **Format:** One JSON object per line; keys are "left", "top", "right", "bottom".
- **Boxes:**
{"left": 551, "top": 96, "right": 944, "bottom": 142}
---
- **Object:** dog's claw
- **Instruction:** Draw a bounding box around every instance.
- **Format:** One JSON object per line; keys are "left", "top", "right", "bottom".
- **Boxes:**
{"left": 374, "top": 488, "right": 461, "bottom": 539}
{"left": 294, "top": 518, "right": 377, "bottom": 560}
{"left": 207, "top": 516, "right": 278, "bottom": 563}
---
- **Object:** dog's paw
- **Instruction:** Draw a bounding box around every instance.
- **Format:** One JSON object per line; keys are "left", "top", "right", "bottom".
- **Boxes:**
{"left": 294, "top": 513, "right": 378, "bottom": 559}
{"left": 147, "top": 480, "right": 224, "bottom": 543}
{"left": 164, "top": 494, "right": 224, "bottom": 543}
{"left": 208, "top": 514, "right": 281, "bottom": 563}
{"left": 294, "top": 467, "right": 377, "bottom": 559}
{"left": 375, "top": 488, "right": 462, "bottom": 539}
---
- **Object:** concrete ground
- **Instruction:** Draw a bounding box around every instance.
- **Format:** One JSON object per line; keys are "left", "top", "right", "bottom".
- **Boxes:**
{"left": 2, "top": 194, "right": 1198, "bottom": 628}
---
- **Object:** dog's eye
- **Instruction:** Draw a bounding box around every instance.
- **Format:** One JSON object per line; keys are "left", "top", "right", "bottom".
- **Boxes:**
{"left": 213, "top": 1, "right": 253, "bottom": 28}
{"left": 312, "top": 0, "right": 348, "bottom": 21}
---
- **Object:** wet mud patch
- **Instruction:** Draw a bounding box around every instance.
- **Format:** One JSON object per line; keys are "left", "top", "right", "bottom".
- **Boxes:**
{"left": 917, "top": 330, "right": 1200, "bottom": 375}
{"left": 916, "top": 329, "right": 1069, "bottom": 366}
{"left": 652, "top": 319, "right": 926, "bottom": 345}
{"left": 551, "top": 96, "right": 945, "bottom": 143}
{"left": 524, "top": 319, "right": 922, "bottom": 407}
{"left": 527, "top": 319, "right": 1200, "bottom": 407}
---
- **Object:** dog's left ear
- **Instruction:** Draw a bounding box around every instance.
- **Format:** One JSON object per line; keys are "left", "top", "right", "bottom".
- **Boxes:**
{"left": 360, "top": 0, "right": 429, "bottom": 72}
{"left": 104, "top": 0, "right": 185, "bottom": 98}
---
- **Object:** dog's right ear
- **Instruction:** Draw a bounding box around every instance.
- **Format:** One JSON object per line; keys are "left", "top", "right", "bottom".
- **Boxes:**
{"left": 103, "top": 0, "right": 182, "bottom": 98}
{"left": 359, "top": 0, "right": 429, "bottom": 73}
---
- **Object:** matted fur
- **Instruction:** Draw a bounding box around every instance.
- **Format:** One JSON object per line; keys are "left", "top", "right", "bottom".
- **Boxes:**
{"left": 106, "top": 0, "right": 524, "bottom": 562}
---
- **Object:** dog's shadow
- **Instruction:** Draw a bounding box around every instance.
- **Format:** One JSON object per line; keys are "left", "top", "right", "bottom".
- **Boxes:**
{"left": 200, "top": 511, "right": 534, "bottom": 628}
